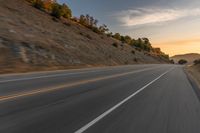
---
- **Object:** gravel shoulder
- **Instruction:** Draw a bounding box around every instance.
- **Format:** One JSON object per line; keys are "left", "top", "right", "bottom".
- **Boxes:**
{"left": 186, "top": 64, "right": 200, "bottom": 89}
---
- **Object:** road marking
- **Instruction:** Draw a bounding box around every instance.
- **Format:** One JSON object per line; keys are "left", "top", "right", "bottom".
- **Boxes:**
{"left": 0, "top": 66, "right": 154, "bottom": 84}
{"left": 74, "top": 67, "right": 174, "bottom": 133}
{"left": 0, "top": 67, "right": 157, "bottom": 102}
{"left": 0, "top": 69, "right": 113, "bottom": 84}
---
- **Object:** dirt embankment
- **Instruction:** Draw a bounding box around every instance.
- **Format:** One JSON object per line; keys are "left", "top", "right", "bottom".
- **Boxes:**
{"left": 187, "top": 64, "right": 200, "bottom": 87}
{"left": 0, "top": 0, "right": 169, "bottom": 74}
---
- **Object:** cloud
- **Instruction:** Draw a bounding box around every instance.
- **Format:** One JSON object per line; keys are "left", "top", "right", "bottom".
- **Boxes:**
{"left": 115, "top": 8, "right": 200, "bottom": 26}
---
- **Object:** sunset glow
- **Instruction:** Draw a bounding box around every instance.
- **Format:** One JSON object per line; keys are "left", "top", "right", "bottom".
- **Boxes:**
{"left": 154, "top": 39, "right": 200, "bottom": 56}
{"left": 64, "top": 0, "right": 200, "bottom": 56}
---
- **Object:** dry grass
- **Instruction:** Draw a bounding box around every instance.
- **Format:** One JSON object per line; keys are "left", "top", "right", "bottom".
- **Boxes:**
{"left": 187, "top": 64, "right": 200, "bottom": 87}
{"left": 0, "top": 0, "right": 168, "bottom": 74}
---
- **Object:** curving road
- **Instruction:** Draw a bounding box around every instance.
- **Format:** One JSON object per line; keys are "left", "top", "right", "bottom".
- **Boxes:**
{"left": 0, "top": 64, "right": 200, "bottom": 133}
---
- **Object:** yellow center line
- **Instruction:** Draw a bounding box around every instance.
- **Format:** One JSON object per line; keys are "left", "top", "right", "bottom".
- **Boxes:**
{"left": 0, "top": 67, "right": 158, "bottom": 102}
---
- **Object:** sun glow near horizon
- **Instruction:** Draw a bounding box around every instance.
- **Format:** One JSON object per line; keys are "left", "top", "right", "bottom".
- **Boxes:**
{"left": 153, "top": 38, "right": 200, "bottom": 56}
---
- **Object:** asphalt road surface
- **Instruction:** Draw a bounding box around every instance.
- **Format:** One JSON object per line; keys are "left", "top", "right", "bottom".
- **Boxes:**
{"left": 0, "top": 64, "right": 200, "bottom": 133}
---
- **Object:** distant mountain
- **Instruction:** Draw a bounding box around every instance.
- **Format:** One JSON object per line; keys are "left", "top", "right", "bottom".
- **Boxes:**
{"left": 171, "top": 53, "right": 200, "bottom": 64}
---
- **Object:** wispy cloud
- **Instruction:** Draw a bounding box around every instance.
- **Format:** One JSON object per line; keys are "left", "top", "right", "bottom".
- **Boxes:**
{"left": 115, "top": 8, "right": 200, "bottom": 26}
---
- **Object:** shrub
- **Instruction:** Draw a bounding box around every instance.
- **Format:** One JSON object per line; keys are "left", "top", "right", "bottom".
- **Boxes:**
{"left": 113, "top": 33, "right": 121, "bottom": 40}
{"left": 170, "top": 59, "right": 175, "bottom": 64}
{"left": 178, "top": 59, "right": 188, "bottom": 65}
{"left": 32, "top": 0, "right": 44, "bottom": 10}
{"left": 194, "top": 59, "right": 200, "bottom": 65}
{"left": 86, "top": 34, "right": 92, "bottom": 40}
{"left": 52, "top": 17, "right": 59, "bottom": 22}
{"left": 112, "top": 43, "right": 118, "bottom": 48}
{"left": 51, "top": 3, "right": 72, "bottom": 19}
{"left": 134, "top": 58, "right": 138, "bottom": 62}
{"left": 92, "top": 27, "right": 100, "bottom": 34}
{"left": 61, "top": 3, "right": 72, "bottom": 19}
{"left": 131, "top": 50, "right": 135, "bottom": 55}
{"left": 51, "top": 3, "right": 63, "bottom": 18}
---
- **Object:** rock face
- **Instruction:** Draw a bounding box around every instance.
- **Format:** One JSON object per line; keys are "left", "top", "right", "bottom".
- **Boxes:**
{"left": 0, "top": 0, "right": 169, "bottom": 73}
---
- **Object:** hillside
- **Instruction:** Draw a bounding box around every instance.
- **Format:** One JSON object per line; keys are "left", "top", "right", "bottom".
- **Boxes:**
{"left": 171, "top": 53, "right": 200, "bottom": 64}
{"left": 0, "top": 0, "right": 169, "bottom": 74}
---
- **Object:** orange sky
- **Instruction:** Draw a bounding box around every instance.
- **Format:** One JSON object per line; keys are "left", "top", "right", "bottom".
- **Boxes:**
{"left": 153, "top": 38, "right": 200, "bottom": 56}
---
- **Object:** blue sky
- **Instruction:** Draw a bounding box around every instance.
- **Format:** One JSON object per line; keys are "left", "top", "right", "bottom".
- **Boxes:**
{"left": 59, "top": 0, "right": 200, "bottom": 56}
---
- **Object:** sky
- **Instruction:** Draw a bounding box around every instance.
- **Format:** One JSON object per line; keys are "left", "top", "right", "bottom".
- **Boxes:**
{"left": 59, "top": 0, "right": 200, "bottom": 56}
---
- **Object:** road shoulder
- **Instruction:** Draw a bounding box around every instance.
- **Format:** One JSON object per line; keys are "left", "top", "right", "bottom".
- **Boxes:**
{"left": 185, "top": 65, "right": 200, "bottom": 101}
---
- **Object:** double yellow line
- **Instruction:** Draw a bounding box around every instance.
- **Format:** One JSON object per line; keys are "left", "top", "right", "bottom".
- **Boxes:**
{"left": 0, "top": 67, "right": 157, "bottom": 102}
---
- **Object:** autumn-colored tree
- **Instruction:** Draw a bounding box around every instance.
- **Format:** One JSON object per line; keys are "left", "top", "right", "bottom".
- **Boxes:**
{"left": 43, "top": 0, "right": 55, "bottom": 11}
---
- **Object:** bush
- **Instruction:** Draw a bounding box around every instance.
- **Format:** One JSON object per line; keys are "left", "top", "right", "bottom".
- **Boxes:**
{"left": 112, "top": 43, "right": 118, "bottom": 48}
{"left": 178, "top": 59, "right": 187, "bottom": 65}
{"left": 92, "top": 27, "right": 101, "bottom": 34}
{"left": 134, "top": 58, "right": 138, "bottom": 62}
{"left": 32, "top": 0, "right": 44, "bottom": 10}
{"left": 194, "top": 59, "right": 200, "bottom": 65}
{"left": 51, "top": 3, "right": 72, "bottom": 19}
{"left": 86, "top": 34, "right": 92, "bottom": 40}
{"left": 51, "top": 3, "right": 63, "bottom": 18}
{"left": 170, "top": 59, "right": 175, "bottom": 64}
{"left": 61, "top": 4, "right": 72, "bottom": 19}
{"left": 131, "top": 50, "right": 135, "bottom": 55}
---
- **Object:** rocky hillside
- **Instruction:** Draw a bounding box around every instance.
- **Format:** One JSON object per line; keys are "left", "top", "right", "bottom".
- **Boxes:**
{"left": 0, "top": 0, "right": 169, "bottom": 74}
{"left": 171, "top": 53, "right": 200, "bottom": 64}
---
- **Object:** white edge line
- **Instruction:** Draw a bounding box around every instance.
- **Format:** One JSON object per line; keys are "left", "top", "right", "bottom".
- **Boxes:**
{"left": 74, "top": 67, "right": 174, "bottom": 133}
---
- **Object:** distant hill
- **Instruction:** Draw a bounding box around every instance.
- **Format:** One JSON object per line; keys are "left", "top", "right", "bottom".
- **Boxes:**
{"left": 171, "top": 53, "right": 200, "bottom": 64}
{"left": 0, "top": 0, "right": 169, "bottom": 74}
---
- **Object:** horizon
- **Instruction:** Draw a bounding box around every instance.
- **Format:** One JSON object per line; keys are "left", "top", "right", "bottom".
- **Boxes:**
{"left": 60, "top": 0, "right": 200, "bottom": 56}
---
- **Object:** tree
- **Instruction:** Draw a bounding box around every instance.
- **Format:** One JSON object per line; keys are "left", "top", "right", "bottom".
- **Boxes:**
{"left": 124, "top": 35, "right": 132, "bottom": 44}
{"left": 51, "top": 3, "right": 72, "bottom": 19}
{"left": 89, "top": 16, "right": 94, "bottom": 27}
{"left": 113, "top": 33, "right": 121, "bottom": 40}
{"left": 178, "top": 59, "right": 188, "bottom": 65}
{"left": 99, "top": 24, "right": 109, "bottom": 33}
{"left": 51, "top": 3, "right": 62, "bottom": 18}
{"left": 61, "top": 3, "right": 72, "bottom": 19}
{"left": 94, "top": 19, "right": 98, "bottom": 27}
{"left": 79, "top": 15, "right": 86, "bottom": 25}
{"left": 43, "top": 0, "right": 55, "bottom": 11}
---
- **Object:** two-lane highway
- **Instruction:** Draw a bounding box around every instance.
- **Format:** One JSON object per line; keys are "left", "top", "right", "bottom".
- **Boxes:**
{"left": 0, "top": 64, "right": 200, "bottom": 133}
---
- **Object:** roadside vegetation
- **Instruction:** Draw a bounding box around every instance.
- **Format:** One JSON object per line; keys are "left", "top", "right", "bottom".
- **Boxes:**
{"left": 194, "top": 59, "right": 200, "bottom": 65}
{"left": 178, "top": 59, "right": 188, "bottom": 65}
{"left": 26, "top": 0, "right": 169, "bottom": 60}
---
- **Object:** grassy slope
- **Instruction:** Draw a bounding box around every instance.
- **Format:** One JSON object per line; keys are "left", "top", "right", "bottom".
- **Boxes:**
{"left": 0, "top": 0, "right": 168, "bottom": 74}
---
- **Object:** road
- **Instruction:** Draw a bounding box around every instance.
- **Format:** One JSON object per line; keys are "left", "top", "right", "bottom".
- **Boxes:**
{"left": 0, "top": 64, "right": 200, "bottom": 133}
